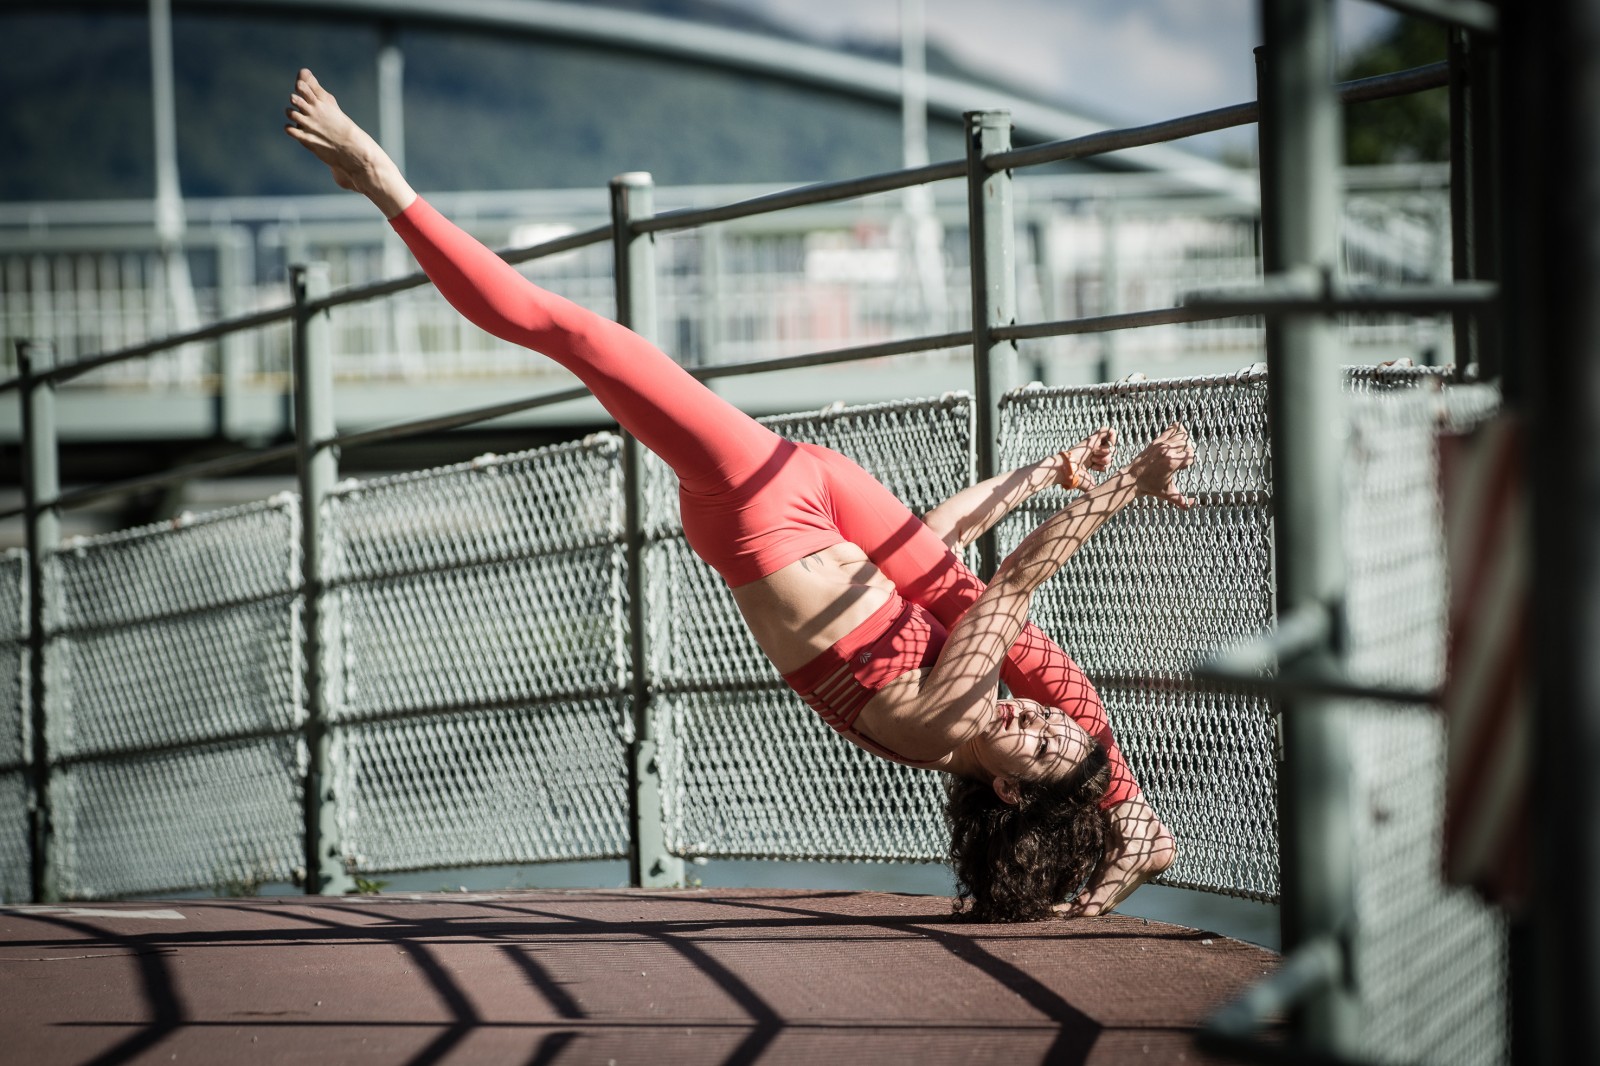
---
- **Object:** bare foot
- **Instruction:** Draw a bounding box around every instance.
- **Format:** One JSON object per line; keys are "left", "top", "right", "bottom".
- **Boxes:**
{"left": 1053, "top": 796, "right": 1176, "bottom": 917}
{"left": 283, "top": 68, "right": 415, "bottom": 218}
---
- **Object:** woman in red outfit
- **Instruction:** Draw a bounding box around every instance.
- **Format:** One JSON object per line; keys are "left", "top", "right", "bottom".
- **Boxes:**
{"left": 286, "top": 69, "right": 1192, "bottom": 920}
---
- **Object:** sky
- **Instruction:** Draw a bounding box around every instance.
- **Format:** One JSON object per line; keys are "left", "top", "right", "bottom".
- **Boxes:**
{"left": 744, "top": 0, "right": 1400, "bottom": 135}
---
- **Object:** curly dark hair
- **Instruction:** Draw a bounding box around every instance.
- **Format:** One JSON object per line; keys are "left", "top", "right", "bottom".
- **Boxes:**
{"left": 943, "top": 742, "right": 1111, "bottom": 922}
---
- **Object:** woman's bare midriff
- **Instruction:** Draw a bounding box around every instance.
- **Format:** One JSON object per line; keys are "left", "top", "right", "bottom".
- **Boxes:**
{"left": 730, "top": 541, "right": 899, "bottom": 674}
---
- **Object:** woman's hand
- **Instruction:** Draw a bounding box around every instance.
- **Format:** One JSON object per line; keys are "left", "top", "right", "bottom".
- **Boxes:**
{"left": 1128, "top": 423, "right": 1196, "bottom": 509}
{"left": 1057, "top": 427, "right": 1117, "bottom": 490}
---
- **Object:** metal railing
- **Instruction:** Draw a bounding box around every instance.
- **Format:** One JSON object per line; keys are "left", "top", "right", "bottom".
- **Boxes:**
{"left": 4, "top": 28, "right": 1499, "bottom": 1065}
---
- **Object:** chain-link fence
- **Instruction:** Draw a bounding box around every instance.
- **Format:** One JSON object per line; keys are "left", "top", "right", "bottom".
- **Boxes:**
{"left": 998, "top": 369, "right": 1279, "bottom": 900}
{"left": 323, "top": 439, "right": 633, "bottom": 874}
{"left": 1, "top": 550, "right": 28, "bottom": 903}
{"left": 1341, "top": 384, "right": 1507, "bottom": 1066}
{"left": 44, "top": 500, "right": 305, "bottom": 898}
{"left": 6, "top": 377, "right": 1512, "bottom": 1063}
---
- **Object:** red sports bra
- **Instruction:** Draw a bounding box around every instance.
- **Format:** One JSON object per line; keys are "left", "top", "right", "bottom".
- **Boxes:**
{"left": 781, "top": 591, "right": 949, "bottom": 766}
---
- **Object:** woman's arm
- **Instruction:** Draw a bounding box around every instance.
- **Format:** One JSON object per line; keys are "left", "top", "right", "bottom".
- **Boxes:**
{"left": 922, "top": 429, "right": 1117, "bottom": 551}
{"left": 865, "top": 425, "right": 1195, "bottom": 759}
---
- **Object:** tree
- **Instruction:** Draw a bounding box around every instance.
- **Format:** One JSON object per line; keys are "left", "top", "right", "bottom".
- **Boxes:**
{"left": 1342, "top": 18, "right": 1450, "bottom": 165}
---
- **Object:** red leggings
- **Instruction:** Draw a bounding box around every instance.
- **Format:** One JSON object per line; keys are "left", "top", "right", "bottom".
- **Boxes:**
{"left": 392, "top": 198, "right": 1136, "bottom": 806}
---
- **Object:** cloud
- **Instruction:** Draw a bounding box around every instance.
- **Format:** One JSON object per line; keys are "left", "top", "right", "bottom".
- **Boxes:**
{"left": 742, "top": 0, "right": 1398, "bottom": 128}
{"left": 924, "top": 0, "right": 1253, "bottom": 122}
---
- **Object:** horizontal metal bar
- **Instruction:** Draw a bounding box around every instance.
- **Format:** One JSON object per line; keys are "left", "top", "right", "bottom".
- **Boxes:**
{"left": 0, "top": 442, "right": 302, "bottom": 518}
{"left": 652, "top": 677, "right": 790, "bottom": 696}
{"left": 987, "top": 62, "right": 1448, "bottom": 174}
{"left": 325, "top": 330, "right": 973, "bottom": 451}
{"left": 1195, "top": 1033, "right": 1372, "bottom": 1066}
{"left": 52, "top": 724, "right": 304, "bottom": 770}
{"left": 990, "top": 102, "right": 1259, "bottom": 172}
{"left": 1204, "top": 605, "right": 1330, "bottom": 676}
{"left": 1192, "top": 662, "right": 1439, "bottom": 706}
{"left": 1206, "top": 935, "right": 1342, "bottom": 1039}
{"left": 322, "top": 535, "right": 625, "bottom": 593}
{"left": 1185, "top": 278, "right": 1498, "bottom": 317}
{"left": 1199, "top": 936, "right": 1367, "bottom": 1066}
{"left": 329, "top": 687, "right": 630, "bottom": 730}
{"left": 43, "top": 587, "right": 298, "bottom": 641}
{"left": 1337, "top": 60, "right": 1450, "bottom": 105}
{"left": 689, "top": 330, "right": 971, "bottom": 380}
{"left": 328, "top": 385, "right": 595, "bottom": 452}
{"left": 0, "top": 303, "right": 296, "bottom": 395}
{"left": 306, "top": 222, "right": 613, "bottom": 315}
{"left": 1366, "top": 0, "right": 1497, "bottom": 35}
{"left": 993, "top": 304, "right": 1251, "bottom": 343}
{"left": 634, "top": 160, "right": 967, "bottom": 235}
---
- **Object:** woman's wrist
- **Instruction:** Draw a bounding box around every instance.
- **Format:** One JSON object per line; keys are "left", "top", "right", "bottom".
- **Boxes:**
{"left": 1051, "top": 450, "right": 1083, "bottom": 490}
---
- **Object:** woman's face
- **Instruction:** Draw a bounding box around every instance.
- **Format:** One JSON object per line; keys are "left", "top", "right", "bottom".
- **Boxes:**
{"left": 974, "top": 697, "right": 1094, "bottom": 797}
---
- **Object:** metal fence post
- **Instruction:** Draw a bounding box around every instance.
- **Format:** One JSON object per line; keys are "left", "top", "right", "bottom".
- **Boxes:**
{"left": 18, "top": 341, "right": 60, "bottom": 904}
{"left": 1097, "top": 203, "right": 1119, "bottom": 384}
{"left": 611, "top": 172, "right": 685, "bottom": 889}
{"left": 965, "top": 109, "right": 1017, "bottom": 578}
{"left": 216, "top": 228, "right": 251, "bottom": 440}
{"left": 1259, "top": 0, "right": 1360, "bottom": 1052}
{"left": 291, "top": 263, "right": 353, "bottom": 896}
{"left": 1448, "top": 25, "right": 1501, "bottom": 384}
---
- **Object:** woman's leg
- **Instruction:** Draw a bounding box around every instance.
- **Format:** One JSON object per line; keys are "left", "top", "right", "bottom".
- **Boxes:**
{"left": 288, "top": 67, "right": 782, "bottom": 497}
{"left": 390, "top": 199, "right": 784, "bottom": 495}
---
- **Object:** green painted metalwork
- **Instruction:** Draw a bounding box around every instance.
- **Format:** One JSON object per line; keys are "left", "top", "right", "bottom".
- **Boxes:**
{"left": 611, "top": 172, "right": 685, "bottom": 890}
{"left": 965, "top": 109, "right": 1017, "bottom": 579}
{"left": 1259, "top": 0, "right": 1361, "bottom": 1051}
{"left": 19, "top": 341, "right": 59, "bottom": 903}
{"left": 293, "top": 264, "right": 355, "bottom": 896}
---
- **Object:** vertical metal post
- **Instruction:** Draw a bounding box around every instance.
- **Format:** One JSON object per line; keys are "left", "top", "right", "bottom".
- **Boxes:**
{"left": 377, "top": 27, "right": 407, "bottom": 177}
{"left": 18, "top": 341, "right": 60, "bottom": 904}
{"left": 1448, "top": 26, "right": 1501, "bottom": 384}
{"left": 216, "top": 228, "right": 251, "bottom": 439}
{"left": 699, "top": 226, "right": 724, "bottom": 368}
{"left": 1097, "top": 204, "right": 1119, "bottom": 383}
{"left": 1259, "top": 0, "right": 1359, "bottom": 1052}
{"left": 610, "top": 172, "right": 684, "bottom": 890}
{"left": 1503, "top": 3, "right": 1599, "bottom": 1061}
{"left": 291, "top": 263, "right": 353, "bottom": 896}
{"left": 965, "top": 109, "right": 1017, "bottom": 578}
{"left": 376, "top": 27, "right": 419, "bottom": 377}
{"left": 147, "top": 0, "right": 199, "bottom": 359}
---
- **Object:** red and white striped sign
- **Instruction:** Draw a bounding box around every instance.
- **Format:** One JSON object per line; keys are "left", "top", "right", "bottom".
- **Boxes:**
{"left": 1440, "top": 412, "right": 1529, "bottom": 911}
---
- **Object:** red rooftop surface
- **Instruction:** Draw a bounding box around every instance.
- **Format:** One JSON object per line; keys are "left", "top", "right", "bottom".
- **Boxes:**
{"left": 0, "top": 887, "right": 1277, "bottom": 1065}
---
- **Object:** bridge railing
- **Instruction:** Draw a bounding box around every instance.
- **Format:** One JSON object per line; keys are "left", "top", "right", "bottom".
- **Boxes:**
{"left": 2, "top": 45, "right": 1509, "bottom": 1066}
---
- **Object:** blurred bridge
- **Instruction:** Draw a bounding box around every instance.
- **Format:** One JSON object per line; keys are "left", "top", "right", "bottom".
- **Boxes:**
{"left": 1, "top": 167, "right": 1449, "bottom": 444}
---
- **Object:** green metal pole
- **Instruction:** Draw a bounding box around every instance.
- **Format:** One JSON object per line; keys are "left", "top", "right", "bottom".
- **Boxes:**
{"left": 611, "top": 172, "right": 684, "bottom": 890}
{"left": 965, "top": 109, "right": 1017, "bottom": 579}
{"left": 1097, "top": 204, "right": 1119, "bottom": 384}
{"left": 1448, "top": 26, "right": 1501, "bottom": 384}
{"left": 291, "top": 263, "right": 353, "bottom": 896}
{"left": 216, "top": 228, "right": 251, "bottom": 440}
{"left": 18, "top": 341, "right": 59, "bottom": 904}
{"left": 1259, "top": 0, "right": 1359, "bottom": 1052}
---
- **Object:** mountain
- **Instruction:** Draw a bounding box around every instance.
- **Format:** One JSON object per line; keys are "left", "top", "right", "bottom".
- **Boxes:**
{"left": 0, "top": 0, "right": 1071, "bottom": 202}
